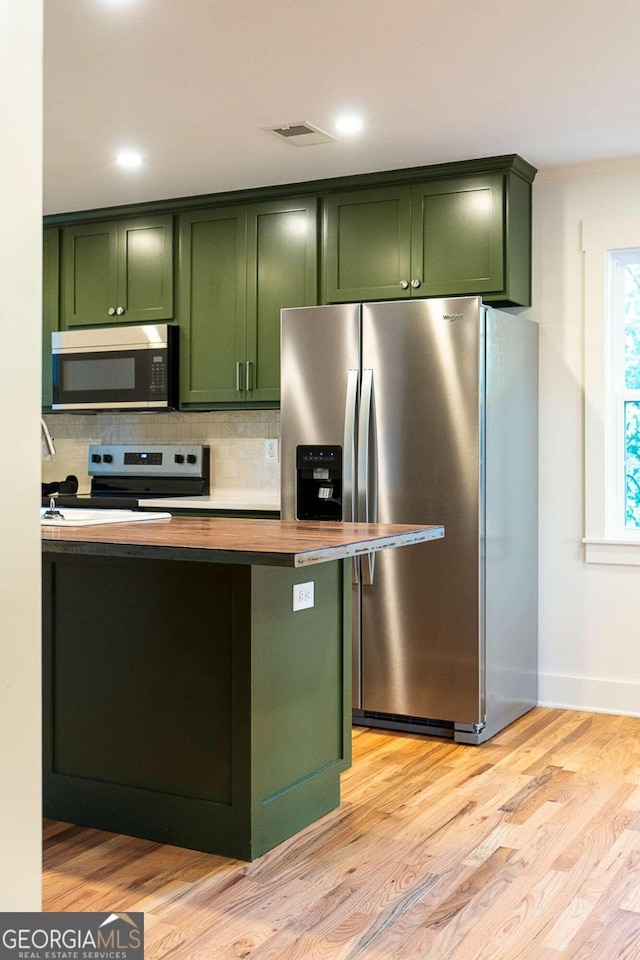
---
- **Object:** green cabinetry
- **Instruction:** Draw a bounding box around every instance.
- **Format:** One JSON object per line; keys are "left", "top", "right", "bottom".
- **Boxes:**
{"left": 179, "top": 197, "right": 317, "bottom": 406}
{"left": 42, "top": 227, "right": 60, "bottom": 408}
{"left": 62, "top": 214, "right": 174, "bottom": 327}
{"left": 44, "top": 155, "right": 535, "bottom": 410}
{"left": 43, "top": 553, "right": 351, "bottom": 860}
{"left": 324, "top": 164, "right": 532, "bottom": 307}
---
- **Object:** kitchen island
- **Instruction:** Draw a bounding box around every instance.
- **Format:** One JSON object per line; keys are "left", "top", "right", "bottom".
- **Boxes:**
{"left": 42, "top": 516, "right": 444, "bottom": 860}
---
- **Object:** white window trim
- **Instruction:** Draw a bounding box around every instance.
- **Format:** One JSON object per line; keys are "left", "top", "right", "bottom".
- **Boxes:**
{"left": 582, "top": 215, "right": 640, "bottom": 565}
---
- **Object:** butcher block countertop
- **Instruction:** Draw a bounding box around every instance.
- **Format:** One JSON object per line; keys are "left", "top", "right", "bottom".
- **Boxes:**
{"left": 41, "top": 515, "right": 445, "bottom": 568}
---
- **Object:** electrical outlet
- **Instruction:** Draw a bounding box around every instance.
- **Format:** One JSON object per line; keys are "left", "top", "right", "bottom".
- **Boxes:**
{"left": 265, "top": 439, "right": 279, "bottom": 463}
{"left": 293, "top": 581, "right": 314, "bottom": 611}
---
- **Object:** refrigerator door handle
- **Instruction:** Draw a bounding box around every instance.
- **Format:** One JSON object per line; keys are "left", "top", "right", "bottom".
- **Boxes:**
{"left": 344, "top": 368, "right": 359, "bottom": 584}
{"left": 358, "top": 368, "right": 378, "bottom": 585}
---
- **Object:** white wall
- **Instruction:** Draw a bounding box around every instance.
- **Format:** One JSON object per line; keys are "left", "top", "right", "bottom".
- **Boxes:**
{"left": 534, "top": 162, "right": 640, "bottom": 715}
{"left": 0, "top": 0, "right": 43, "bottom": 908}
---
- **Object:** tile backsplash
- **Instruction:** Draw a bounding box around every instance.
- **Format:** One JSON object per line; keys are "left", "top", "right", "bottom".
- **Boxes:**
{"left": 42, "top": 411, "right": 281, "bottom": 494}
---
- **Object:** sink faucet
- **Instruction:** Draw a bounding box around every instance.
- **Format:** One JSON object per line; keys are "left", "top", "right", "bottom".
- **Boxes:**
{"left": 41, "top": 417, "right": 56, "bottom": 459}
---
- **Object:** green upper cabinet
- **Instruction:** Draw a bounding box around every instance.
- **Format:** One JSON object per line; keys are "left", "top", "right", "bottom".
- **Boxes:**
{"left": 42, "top": 227, "right": 60, "bottom": 408}
{"left": 411, "top": 174, "right": 504, "bottom": 298}
{"left": 323, "top": 186, "right": 412, "bottom": 303}
{"left": 324, "top": 165, "right": 533, "bottom": 307}
{"left": 179, "top": 205, "right": 248, "bottom": 405}
{"left": 62, "top": 214, "right": 174, "bottom": 327}
{"left": 180, "top": 197, "right": 317, "bottom": 406}
{"left": 246, "top": 198, "right": 318, "bottom": 403}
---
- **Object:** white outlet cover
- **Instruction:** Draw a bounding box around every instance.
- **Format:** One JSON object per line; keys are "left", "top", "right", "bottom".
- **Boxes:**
{"left": 265, "top": 439, "right": 279, "bottom": 462}
{"left": 293, "top": 581, "right": 314, "bottom": 611}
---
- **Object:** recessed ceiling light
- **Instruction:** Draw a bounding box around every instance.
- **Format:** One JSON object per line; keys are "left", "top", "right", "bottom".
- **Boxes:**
{"left": 335, "top": 115, "right": 364, "bottom": 136}
{"left": 115, "top": 149, "right": 144, "bottom": 170}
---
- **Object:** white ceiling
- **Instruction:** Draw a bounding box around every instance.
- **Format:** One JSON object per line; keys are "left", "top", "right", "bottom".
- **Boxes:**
{"left": 44, "top": 0, "right": 640, "bottom": 215}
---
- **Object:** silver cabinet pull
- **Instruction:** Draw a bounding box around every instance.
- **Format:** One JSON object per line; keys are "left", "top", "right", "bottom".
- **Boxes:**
{"left": 411, "top": 279, "right": 421, "bottom": 289}
{"left": 108, "top": 307, "right": 116, "bottom": 316}
{"left": 236, "top": 361, "right": 244, "bottom": 392}
{"left": 344, "top": 369, "right": 359, "bottom": 584}
{"left": 399, "top": 280, "right": 409, "bottom": 290}
{"left": 245, "top": 360, "right": 253, "bottom": 392}
{"left": 116, "top": 306, "right": 125, "bottom": 315}
{"left": 357, "top": 369, "right": 378, "bottom": 585}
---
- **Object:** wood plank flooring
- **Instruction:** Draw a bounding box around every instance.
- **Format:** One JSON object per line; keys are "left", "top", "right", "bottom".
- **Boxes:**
{"left": 43, "top": 708, "right": 640, "bottom": 959}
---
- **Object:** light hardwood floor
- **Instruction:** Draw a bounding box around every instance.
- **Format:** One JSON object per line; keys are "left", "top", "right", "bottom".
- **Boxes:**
{"left": 43, "top": 708, "right": 640, "bottom": 959}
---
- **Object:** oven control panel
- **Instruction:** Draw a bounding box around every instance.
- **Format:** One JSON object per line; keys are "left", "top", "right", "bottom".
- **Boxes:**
{"left": 88, "top": 444, "right": 208, "bottom": 478}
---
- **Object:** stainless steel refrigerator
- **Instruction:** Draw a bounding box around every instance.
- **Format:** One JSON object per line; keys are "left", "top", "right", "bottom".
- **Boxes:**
{"left": 280, "top": 297, "right": 538, "bottom": 744}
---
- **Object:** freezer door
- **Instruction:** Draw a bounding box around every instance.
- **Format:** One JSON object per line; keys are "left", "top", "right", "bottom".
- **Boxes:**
{"left": 360, "top": 297, "right": 484, "bottom": 724}
{"left": 280, "top": 304, "right": 361, "bottom": 521}
{"left": 280, "top": 304, "right": 362, "bottom": 706}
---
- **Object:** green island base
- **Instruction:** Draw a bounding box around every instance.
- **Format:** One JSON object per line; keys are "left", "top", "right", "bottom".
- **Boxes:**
{"left": 43, "top": 554, "right": 352, "bottom": 861}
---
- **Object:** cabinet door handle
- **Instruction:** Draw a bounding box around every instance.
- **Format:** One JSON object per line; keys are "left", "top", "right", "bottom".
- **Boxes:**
{"left": 245, "top": 361, "right": 253, "bottom": 392}
{"left": 411, "top": 279, "right": 421, "bottom": 289}
{"left": 236, "top": 362, "right": 244, "bottom": 392}
{"left": 116, "top": 306, "right": 126, "bottom": 315}
{"left": 108, "top": 307, "right": 116, "bottom": 316}
{"left": 399, "top": 280, "right": 409, "bottom": 290}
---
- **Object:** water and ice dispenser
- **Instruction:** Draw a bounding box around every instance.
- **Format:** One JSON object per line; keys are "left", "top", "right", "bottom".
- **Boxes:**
{"left": 296, "top": 445, "right": 343, "bottom": 521}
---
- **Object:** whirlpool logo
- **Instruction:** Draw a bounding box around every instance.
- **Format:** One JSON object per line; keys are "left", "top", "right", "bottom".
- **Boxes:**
{"left": 443, "top": 313, "right": 464, "bottom": 321}
{"left": 0, "top": 912, "right": 144, "bottom": 959}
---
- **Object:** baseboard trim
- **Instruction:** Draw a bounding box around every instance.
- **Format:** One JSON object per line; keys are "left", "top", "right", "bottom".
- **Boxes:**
{"left": 538, "top": 672, "right": 640, "bottom": 717}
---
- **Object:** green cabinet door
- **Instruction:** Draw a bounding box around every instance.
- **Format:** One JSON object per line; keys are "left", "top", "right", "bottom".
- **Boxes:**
{"left": 62, "top": 221, "right": 117, "bottom": 326}
{"left": 323, "top": 186, "right": 412, "bottom": 303}
{"left": 42, "top": 227, "right": 60, "bottom": 408}
{"left": 411, "top": 174, "right": 505, "bottom": 298}
{"left": 117, "top": 215, "right": 174, "bottom": 323}
{"left": 179, "top": 206, "right": 247, "bottom": 405}
{"left": 246, "top": 198, "right": 318, "bottom": 403}
{"left": 62, "top": 214, "right": 174, "bottom": 327}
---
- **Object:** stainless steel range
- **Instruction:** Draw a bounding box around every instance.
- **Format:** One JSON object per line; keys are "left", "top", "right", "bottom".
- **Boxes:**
{"left": 45, "top": 443, "right": 210, "bottom": 510}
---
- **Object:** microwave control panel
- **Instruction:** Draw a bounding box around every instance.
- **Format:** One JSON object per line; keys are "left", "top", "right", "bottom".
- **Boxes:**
{"left": 149, "top": 353, "right": 167, "bottom": 394}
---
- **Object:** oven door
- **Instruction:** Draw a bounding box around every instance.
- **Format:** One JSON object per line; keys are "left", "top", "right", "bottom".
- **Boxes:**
{"left": 52, "top": 347, "right": 170, "bottom": 410}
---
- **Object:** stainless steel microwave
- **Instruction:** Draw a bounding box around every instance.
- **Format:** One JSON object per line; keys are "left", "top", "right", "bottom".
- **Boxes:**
{"left": 52, "top": 324, "right": 178, "bottom": 411}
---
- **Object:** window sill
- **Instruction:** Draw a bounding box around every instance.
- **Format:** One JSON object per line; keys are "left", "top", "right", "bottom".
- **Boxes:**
{"left": 583, "top": 538, "right": 640, "bottom": 565}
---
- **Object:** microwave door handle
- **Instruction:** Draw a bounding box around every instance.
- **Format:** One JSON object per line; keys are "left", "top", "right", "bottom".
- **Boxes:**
{"left": 344, "top": 369, "right": 359, "bottom": 584}
{"left": 358, "top": 369, "right": 377, "bottom": 585}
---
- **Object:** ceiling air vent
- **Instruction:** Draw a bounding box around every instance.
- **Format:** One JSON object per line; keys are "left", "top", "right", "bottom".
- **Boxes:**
{"left": 263, "top": 121, "right": 336, "bottom": 147}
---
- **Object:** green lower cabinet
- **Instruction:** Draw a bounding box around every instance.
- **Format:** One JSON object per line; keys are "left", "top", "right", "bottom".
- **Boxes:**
{"left": 42, "top": 555, "right": 351, "bottom": 860}
{"left": 42, "top": 227, "right": 60, "bottom": 408}
{"left": 62, "top": 214, "right": 174, "bottom": 327}
{"left": 180, "top": 197, "right": 317, "bottom": 407}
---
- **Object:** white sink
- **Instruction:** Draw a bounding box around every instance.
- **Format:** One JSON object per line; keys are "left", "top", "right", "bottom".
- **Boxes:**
{"left": 41, "top": 508, "right": 172, "bottom": 527}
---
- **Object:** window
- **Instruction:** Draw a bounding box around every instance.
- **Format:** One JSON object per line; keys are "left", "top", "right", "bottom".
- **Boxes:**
{"left": 583, "top": 217, "right": 640, "bottom": 564}
{"left": 610, "top": 250, "right": 640, "bottom": 530}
